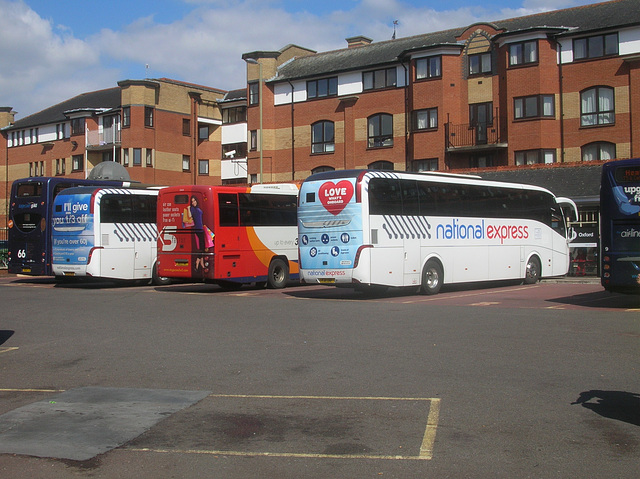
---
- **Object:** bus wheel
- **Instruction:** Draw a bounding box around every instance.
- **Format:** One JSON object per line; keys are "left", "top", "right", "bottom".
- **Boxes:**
{"left": 268, "top": 258, "right": 289, "bottom": 289}
{"left": 524, "top": 256, "right": 541, "bottom": 284}
{"left": 421, "top": 260, "right": 443, "bottom": 295}
{"left": 152, "top": 263, "right": 172, "bottom": 286}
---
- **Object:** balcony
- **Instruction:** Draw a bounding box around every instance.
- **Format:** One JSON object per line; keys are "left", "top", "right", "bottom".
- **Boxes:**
{"left": 86, "top": 128, "right": 121, "bottom": 150}
{"left": 445, "top": 118, "right": 507, "bottom": 152}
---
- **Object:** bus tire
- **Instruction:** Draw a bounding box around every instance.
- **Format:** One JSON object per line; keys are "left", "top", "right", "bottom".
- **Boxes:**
{"left": 421, "top": 259, "right": 443, "bottom": 295}
{"left": 268, "top": 258, "right": 289, "bottom": 289}
{"left": 152, "top": 262, "right": 172, "bottom": 286}
{"left": 524, "top": 256, "right": 541, "bottom": 284}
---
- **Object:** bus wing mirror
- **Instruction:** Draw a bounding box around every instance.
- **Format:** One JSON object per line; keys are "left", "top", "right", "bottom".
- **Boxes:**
{"left": 556, "top": 197, "right": 578, "bottom": 220}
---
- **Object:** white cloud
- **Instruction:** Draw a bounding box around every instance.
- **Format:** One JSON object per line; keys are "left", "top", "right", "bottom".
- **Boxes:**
{"left": 0, "top": 0, "right": 604, "bottom": 120}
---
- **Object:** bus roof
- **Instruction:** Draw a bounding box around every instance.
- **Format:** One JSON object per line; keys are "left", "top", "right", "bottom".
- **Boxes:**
{"left": 303, "top": 169, "right": 556, "bottom": 196}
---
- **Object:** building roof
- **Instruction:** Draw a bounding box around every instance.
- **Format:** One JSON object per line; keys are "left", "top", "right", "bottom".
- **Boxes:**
{"left": 478, "top": 163, "right": 604, "bottom": 203}
{"left": 7, "top": 87, "right": 121, "bottom": 130}
{"left": 6, "top": 78, "right": 228, "bottom": 131}
{"left": 273, "top": 0, "right": 640, "bottom": 82}
{"left": 219, "top": 88, "right": 247, "bottom": 103}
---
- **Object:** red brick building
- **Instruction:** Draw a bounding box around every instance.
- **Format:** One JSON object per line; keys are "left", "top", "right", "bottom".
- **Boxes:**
{"left": 241, "top": 0, "right": 639, "bottom": 183}
{"left": 0, "top": 79, "right": 247, "bottom": 226}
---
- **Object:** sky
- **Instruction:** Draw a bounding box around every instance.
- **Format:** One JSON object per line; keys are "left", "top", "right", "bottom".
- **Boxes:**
{"left": 0, "top": 0, "right": 607, "bottom": 121}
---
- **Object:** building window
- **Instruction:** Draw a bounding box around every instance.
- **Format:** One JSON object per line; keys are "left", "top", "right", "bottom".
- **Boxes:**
{"left": 514, "top": 95, "right": 555, "bottom": 119}
{"left": 412, "top": 159, "right": 438, "bottom": 172}
{"left": 415, "top": 56, "right": 441, "bottom": 80}
{"left": 55, "top": 159, "right": 66, "bottom": 175}
{"left": 133, "top": 148, "right": 142, "bottom": 166}
{"left": 312, "top": 166, "right": 335, "bottom": 174}
{"left": 363, "top": 68, "right": 397, "bottom": 91}
{"left": 183, "top": 119, "right": 191, "bottom": 136}
{"left": 146, "top": 149, "right": 153, "bottom": 167}
{"left": 122, "top": 107, "right": 130, "bottom": 128}
{"left": 123, "top": 149, "right": 129, "bottom": 166}
{"left": 30, "top": 161, "right": 45, "bottom": 177}
{"left": 469, "top": 52, "right": 492, "bottom": 75}
{"left": 509, "top": 40, "right": 537, "bottom": 66}
{"left": 582, "top": 142, "right": 615, "bottom": 161}
{"left": 470, "top": 155, "right": 495, "bottom": 168}
{"left": 413, "top": 108, "right": 438, "bottom": 131}
{"left": 311, "top": 120, "right": 335, "bottom": 154}
{"left": 198, "top": 159, "right": 209, "bottom": 176}
{"left": 144, "top": 107, "right": 154, "bottom": 127}
{"left": 368, "top": 161, "right": 394, "bottom": 170}
{"left": 515, "top": 149, "right": 556, "bottom": 166}
{"left": 199, "top": 125, "right": 209, "bottom": 141}
{"left": 72, "top": 154, "right": 83, "bottom": 172}
{"left": 182, "top": 155, "right": 191, "bottom": 172}
{"left": 56, "top": 123, "right": 66, "bottom": 140}
{"left": 249, "top": 82, "right": 259, "bottom": 106}
{"left": 222, "top": 143, "right": 247, "bottom": 158}
{"left": 71, "top": 118, "right": 85, "bottom": 136}
{"left": 368, "top": 113, "right": 393, "bottom": 148}
{"left": 307, "top": 77, "right": 338, "bottom": 99}
{"left": 581, "top": 87, "right": 614, "bottom": 127}
{"left": 250, "top": 130, "right": 258, "bottom": 151}
{"left": 222, "top": 106, "right": 247, "bottom": 124}
{"left": 574, "top": 33, "right": 618, "bottom": 60}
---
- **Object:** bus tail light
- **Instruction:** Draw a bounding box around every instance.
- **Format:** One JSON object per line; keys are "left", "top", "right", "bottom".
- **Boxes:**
{"left": 87, "top": 246, "right": 103, "bottom": 265}
{"left": 354, "top": 244, "right": 372, "bottom": 268}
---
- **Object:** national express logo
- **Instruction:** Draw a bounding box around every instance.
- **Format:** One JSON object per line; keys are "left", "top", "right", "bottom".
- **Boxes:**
{"left": 381, "top": 216, "right": 529, "bottom": 244}
{"left": 436, "top": 219, "right": 529, "bottom": 244}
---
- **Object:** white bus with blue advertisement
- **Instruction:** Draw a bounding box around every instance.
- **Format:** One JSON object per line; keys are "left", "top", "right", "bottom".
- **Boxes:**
{"left": 51, "top": 186, "right": 167, "bottom": 285}
{"left": 298, "top": 169, "right": 577, "bottom": 294}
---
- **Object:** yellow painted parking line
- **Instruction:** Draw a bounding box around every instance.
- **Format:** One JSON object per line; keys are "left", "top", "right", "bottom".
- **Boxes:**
{"left": 129, "top": 394, "right": 441, "bottom": 461}
{"left": 419, "top": 397, "right": 440, "bottom": 459}
{"left": 0, "top": 347, "right": 19, "bottom": 355}
{"left": 0, "top": 388, "right": 64, "bottom": 393}
{"left": 128, "top": 447, "right": 431, "bottom": 461}
{"left": 208, "top": 393, "right": 433, "bottom": 401}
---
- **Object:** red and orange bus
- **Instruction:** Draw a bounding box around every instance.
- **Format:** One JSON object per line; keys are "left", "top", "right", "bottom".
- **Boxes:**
{"left": 157, "top": 184, "right": 299, "bottom": 289}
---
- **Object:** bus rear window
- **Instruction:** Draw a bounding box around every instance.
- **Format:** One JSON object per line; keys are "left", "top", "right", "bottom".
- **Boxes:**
{"left": 174, "top": 194, "right": 189, "bottom": 204}
{"left": 16, "top": 183, "right": 43, "bottom": 197}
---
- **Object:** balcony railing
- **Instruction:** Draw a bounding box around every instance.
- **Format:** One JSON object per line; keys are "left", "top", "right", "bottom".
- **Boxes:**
{"left": 445, "top": 119, "right": 505, "bottom": 149}
{"left": 86, "top": 128, "right": 121, "bottom": 149}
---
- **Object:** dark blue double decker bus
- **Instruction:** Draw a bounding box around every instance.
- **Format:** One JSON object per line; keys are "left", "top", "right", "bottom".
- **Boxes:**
{"left": 8, "top": 177, "right": 129, "bottom": 276}
{"left": 600, "top": 158, "right": 640, "bottom": 293}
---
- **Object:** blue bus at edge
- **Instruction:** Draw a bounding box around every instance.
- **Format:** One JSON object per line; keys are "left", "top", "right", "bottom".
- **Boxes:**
{"left": 8, "top": 177, "right": 129, "bottom": 276}
{"left": 600, "top": 158, "right": 640, "bottom": 293}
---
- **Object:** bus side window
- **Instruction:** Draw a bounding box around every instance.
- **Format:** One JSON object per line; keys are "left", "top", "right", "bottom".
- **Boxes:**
{"left": 101, "top": 195, "right": 132, "bottom": 223}
{"left": 219, "top": 193, "right": 239, "bottom": 227}
{"left": 132, "top": 195, "right": 157, "bottom": 223}
{"left": 401, "top": 180, "right": 419, "bottom": 216}
{"left": 369, "top": 178, "right": 402, "bottom": 215}
{"left": 416, "top": 182, "right": 438, "bottom": 216}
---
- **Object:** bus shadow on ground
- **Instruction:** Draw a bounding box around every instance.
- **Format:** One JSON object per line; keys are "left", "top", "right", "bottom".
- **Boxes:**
{"left": 284, "top": 279, "right": 524, "bottom": 301}
{"left": 548, "top": 290, "right": 640, "bottom": 309}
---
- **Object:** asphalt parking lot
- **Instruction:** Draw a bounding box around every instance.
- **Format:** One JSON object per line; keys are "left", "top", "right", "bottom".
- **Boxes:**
{"left": 0, "top": 273, "right": 638, "bottom": 478}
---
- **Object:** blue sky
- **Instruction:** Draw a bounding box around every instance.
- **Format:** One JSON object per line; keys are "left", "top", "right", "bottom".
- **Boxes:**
{"left": 0, "top": 0, "right": 604, "bottom": 120}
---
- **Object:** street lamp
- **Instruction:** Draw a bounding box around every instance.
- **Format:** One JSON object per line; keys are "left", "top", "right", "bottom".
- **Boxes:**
{"left": 245, "top": 58, "right": 263, "bottom": 183}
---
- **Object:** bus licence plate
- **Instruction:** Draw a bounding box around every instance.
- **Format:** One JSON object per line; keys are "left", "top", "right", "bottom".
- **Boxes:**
{"left": 22, "top": 268, "right": 31, "bottom": 273}
{"left": 318, "top": 278, "right": 336, "bottom": 284}
{"left": 63, "top": 272, "right": 75, "bottom": 276}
